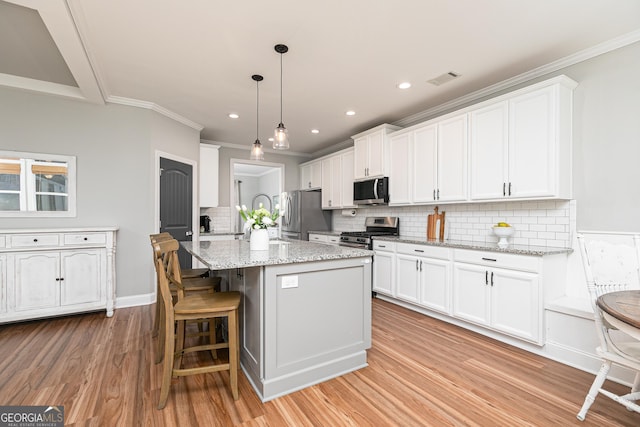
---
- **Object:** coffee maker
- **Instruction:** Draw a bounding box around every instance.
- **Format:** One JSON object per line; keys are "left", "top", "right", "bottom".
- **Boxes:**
{"left": 200, "top": 215, "right": 211, "bottom": 232}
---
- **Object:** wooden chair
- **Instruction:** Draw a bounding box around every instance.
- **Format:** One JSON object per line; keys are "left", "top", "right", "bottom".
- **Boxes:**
{"left": 149, "top": 233, "right": 221, "bottom": 363}
{"left": 576, "top": 234, "right": 640, "bottom": 420}
{"left": 153, "top": 238, "right": 240, "bottom": 409}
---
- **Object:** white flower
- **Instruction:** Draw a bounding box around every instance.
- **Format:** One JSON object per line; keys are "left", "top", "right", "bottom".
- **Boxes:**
{"left": 235, "top": 205, "right": 241, "bottom": 211}
{"left": 247, "top": 218, "right": 255, "bottom": 224}
{"left": 253, "top": 224, "right": 260, "bottom": 229}
{"left": 241, "top": 204, "right": 247, "bottom": 211}
{"left": 275, "top": 204, "right": 280, "bottom": 210}
{"left": 259, "top": 202, "right": 263, "bottom": 208}
{"left": 262, "top": 217, "right": 273, "bottom": 225}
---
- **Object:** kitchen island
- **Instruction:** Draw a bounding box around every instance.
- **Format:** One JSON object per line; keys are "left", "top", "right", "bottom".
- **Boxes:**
{"left": 182, "top": 239, "right": 373, "bottom": 401}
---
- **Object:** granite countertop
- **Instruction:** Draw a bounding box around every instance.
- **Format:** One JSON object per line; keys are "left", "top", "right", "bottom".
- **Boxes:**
{"left": 182, "top": 239, "right": 372, "bottom": 270}
{"left": 373, "top": 236, "right": 572, "bottom": 256}
{"left": 307, "top": 230, "right": 342, "bottom": 236}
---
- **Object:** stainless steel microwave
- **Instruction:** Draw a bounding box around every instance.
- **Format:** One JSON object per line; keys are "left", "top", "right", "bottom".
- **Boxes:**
{"left": 353, "top": 177, "right": 389, "bottom": 205}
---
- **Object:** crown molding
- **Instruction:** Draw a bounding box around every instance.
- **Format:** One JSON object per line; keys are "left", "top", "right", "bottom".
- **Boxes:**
{"left": 106, "top": 96, "right": 204, "bottom": 131}
{"left": 202, "top": 139, "right": 313, "bottom": 158}
{"left": 394, "top": 29, "right": 640, "bottom": 127}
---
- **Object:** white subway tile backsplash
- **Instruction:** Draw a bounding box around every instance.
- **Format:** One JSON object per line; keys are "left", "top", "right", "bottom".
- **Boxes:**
{"left": 331, "top": 199, "right": 574, "bottom": 248}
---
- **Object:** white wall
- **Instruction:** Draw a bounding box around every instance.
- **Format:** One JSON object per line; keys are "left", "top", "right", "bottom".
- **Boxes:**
{"left": 0, "top": 86, "right": 200, "bottom": 299}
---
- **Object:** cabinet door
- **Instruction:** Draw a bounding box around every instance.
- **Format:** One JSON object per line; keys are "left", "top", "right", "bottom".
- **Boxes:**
{"left": 340, "top": 150, "right": 355, "bottom": 207}
{"left": 14, "top": 252, "right": 60, "bottom": 311}
{"left": 199, "top": 144, "right": 219, "bottom": 207}
{"left": 60, "top": 250, "right": 104, "bottom": 306}
{"left": 300, "top": 164, "right": 312, "bottom": 189}
{"left": 437, "top": 114, "right": 468, "bottom": 202}
{"left": 366, "top": 131, "right": 385, "bottom": 177}
{"left": 353, "top": 137, "right": 368, "bottom": 179}
{"left": 490, "top": 268, "right": 540, "bottom": 343}
{"left": 419, "top": 257, "right": 450, "bottom": 314}
{"left": 330, "top": 156, "right": 342, "bottom": 207}
{"left": 310, "top": 161, "right": 323, "bottom": 189}
{"left": 452, "top": 262, "right": 489, "bottom": 326}
{"left": 321, "top": 158, "right": 332, "bottom": 208}
{"left": 470, "top": 101, "right": 508, "bottom": 200}
{"left": 373, "top": 251, "right": 394, "bottom": 296}
{"left": 413, "top": 124, "right": 437, "bottom": 203}
{"left": 389, "top": 132, "right": 412, "bottom": 205}
{"left": 0, "top": 255, "right": 5, "bottom": 314}
{"left": 508, "top": 85, "right": 557, "bottom": 198}
{"left": 396, "top": 254, "right": 419, "bottom": 303}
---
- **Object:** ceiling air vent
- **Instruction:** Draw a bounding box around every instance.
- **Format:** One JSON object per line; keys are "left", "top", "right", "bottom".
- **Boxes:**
{"left": 427, "top": 71, "right": 461, "bottom": 86}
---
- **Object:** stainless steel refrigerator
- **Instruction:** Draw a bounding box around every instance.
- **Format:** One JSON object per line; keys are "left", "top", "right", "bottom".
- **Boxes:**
{"left": 281, "top": 190, "right": 332, "bottom": 240}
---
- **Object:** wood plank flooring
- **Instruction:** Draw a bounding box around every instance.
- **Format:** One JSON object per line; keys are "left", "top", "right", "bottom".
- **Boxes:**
{"left": 0, "top": 298, "right": 638, "bottom": 426}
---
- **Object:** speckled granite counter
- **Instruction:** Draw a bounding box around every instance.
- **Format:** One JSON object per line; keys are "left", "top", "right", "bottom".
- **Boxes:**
{"left": 373, "top": 236, "right": 572, "bottom": 256}
{"left": 199, "top": 231, "right": 243, "bottom": 238}
{"left": 182, "top": 239, "right": 372, "bottom": 270}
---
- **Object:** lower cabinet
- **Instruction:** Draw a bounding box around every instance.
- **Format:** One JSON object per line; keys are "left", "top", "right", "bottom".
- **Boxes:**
{"left": 452, "top": 250, "right": 542, "bottom": 344}
{"left": 1, "top": 228, "right": 117, "bottom": 323}
{"left": 372, "top": 241, "right": 395, "bottom": 296}
{"left": 308, "top": 233, "right": 340, "bottom": 245}
{"left": 395, "top": 243, "right": 450, "bottom": 314}
{"left": 373, "top": 240, "right": 556, "bottom": 346}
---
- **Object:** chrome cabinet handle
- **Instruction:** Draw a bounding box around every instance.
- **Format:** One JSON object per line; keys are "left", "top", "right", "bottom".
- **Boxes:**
{"left": 419, "top": 260, "right": 423, "bottom": 271}
{"left": 485, "top": 271, "right": 488, "bottom": 285}
{"left": 437, "top": 189, "right": 440, "bottom": 200}
{"left": 490, "top": 272, "right": 494, "bottom": 286}
{"left": 416, "top": 260, "right": 419, "bottom": 270}
{"left": 508, "top": 182, "right": 512, "bottom": 196}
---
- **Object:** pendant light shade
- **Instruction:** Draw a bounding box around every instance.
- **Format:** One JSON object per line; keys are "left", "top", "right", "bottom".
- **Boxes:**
{"left": 250, "top": 74, "right": 265, "bottom": 161}
{"left": 273, "top": 44, "right": 290, "bottom": 150}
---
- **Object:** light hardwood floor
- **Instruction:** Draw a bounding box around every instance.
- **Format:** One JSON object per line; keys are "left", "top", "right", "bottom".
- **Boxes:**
{"left": 0, "top": 298, "right": 637, "bottom": 426}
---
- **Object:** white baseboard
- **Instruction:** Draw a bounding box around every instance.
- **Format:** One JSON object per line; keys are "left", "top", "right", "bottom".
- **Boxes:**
{"left": 115, "top": 292, "right": 155, "bottom": 309}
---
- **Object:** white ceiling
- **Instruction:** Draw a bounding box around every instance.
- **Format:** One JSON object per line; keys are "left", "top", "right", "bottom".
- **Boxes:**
{"left": 2, "top": 0, "right": 640, "bottom": 156}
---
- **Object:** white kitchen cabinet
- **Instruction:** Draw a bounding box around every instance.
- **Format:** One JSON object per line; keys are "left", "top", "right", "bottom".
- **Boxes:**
{"left": 372, "top": 240, "right": 394, "bottom": 296}
{"left": 389, "top": 114, "right": 467, "bottom": 205}
{"left": 395, "top": 243, "right": 451, "bottom": 313}
{"left": 452, "top": 249, "right": 541, "bottom": 343}
{"left": 352, "top": 124, "right": 401, "bottom": 180}
{"left": 321, "top": 156, "right": 342, "bottom": 209}
{"left": 300, "top": 160, "right": 322, "bottom": 190}
{"left": 320, "top": 148, "right": 355, "bottom": 209}
{"left": 340, "top": 149, "right": 355, "bottom": 208}
{"left": 0, "top": 255, "right": 5, "bottom": 314}
{"left": 308, "top": 233, "right": 340, "bottom": 246}
{"left": 199, "top": 143, "right": 219, "bottom": 207}
{"left": 470, "top": 77, "right": 576, "bottom": 201}
{"left": 1, "top": 228, "right": 117, "bottom": 323}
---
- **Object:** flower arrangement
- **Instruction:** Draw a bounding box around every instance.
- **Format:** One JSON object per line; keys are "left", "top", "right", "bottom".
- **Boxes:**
{"left": 235, "top": 203, "right": 284, "bottom": 230}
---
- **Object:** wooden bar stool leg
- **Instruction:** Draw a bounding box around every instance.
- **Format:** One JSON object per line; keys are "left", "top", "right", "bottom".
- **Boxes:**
{"left": 209, "top": 319, "right": 218, "bottom": 359}
{"left": 228, "top": 309, "right": 239, "bottom": 400}
{"left": 155, "top": 301, "right": 166, "bottom": 364}
{"left": 174, "top": 320, "right": 186, "bottom": 376}
{"left": 158, "top": 310, "right": 175, "bottom": 409}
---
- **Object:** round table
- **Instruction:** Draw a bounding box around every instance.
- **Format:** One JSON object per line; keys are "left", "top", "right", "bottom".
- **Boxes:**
{"left": 597, "top": 290, "right": 640, "bottom": 341}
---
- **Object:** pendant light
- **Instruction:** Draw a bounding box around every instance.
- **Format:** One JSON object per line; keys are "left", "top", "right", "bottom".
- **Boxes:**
{"left": 273, "top": 44, "right": 290, "bottom": 150}
{"left": 250, "top": 74, "right": 265, "bottom": 160}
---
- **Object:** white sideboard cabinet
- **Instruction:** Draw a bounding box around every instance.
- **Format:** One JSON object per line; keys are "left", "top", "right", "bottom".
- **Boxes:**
{"left": 0, "top": 228, "right": 118, "bottom": 323}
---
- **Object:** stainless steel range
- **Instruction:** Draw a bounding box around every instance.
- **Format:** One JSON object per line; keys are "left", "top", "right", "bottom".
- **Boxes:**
{"left": 339, "top": 217, "right": 399, "bottom": 249}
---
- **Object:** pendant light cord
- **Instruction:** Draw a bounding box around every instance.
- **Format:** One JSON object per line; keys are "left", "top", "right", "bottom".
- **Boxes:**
{"left": 256, "top": 78, "right": 259, "bottom": 139}
{"left": 279, "top": 52, "right": 283, "bottom": 123}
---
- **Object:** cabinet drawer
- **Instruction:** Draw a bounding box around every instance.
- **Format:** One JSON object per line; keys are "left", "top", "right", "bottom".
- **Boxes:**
{"left": 397, "top": 242, "right": 450, "bottom": 260}
{"left": 309, "top": 234, "right": 328, "bottom": 243}
{"left": 327, "top": 235, "right": 340, "bottom": 245}
{"left": 373, "top": 240, "right": 395, "bottom": 251}
{"left": 64, "top": 233, "right": 107, "bottom": 246}
{"left": 453, "top": 249, "right": 540, "bottom": 272}
{"left": 11, "top": 234, "right": 60, "bottom": 248}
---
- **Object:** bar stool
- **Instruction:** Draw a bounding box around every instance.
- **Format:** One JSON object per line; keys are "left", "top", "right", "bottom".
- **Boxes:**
{"left": 149, "top": 233, "right": 221, "bottom": 363}
{"left": 153, "top": 239, "right": 240, "bottom": 409}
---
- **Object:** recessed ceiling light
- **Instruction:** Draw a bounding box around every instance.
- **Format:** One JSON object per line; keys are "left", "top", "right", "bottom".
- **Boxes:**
{"left": 346, "top": 110, "right": 356, "bottom": 116}
{"left": 228, "top": 113, "right": 239, "bottom": 119}
{"left": 311, "top": 129, "right": 319, "bottom": 134}
{"left": 397, "top": 82, "right": 411, "bottom": 89}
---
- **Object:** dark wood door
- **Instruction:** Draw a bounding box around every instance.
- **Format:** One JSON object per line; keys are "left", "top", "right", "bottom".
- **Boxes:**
{"left": 159, "top": 157, "right": 193, "bottom": 268}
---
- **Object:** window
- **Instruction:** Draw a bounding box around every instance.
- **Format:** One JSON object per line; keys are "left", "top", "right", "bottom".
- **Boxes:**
{"left": 0, "top": 151, "right": 76, "bottom": 217}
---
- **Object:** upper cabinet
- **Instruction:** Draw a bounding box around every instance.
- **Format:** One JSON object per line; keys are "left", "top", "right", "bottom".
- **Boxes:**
{"left": 321, "top": 148, "right": 355, "bottom": 209}
{"left": 389, "top": 113, "right": 467, "bottom": 205}
{"left": 470, "top": 77, "right": 576, "bottom": 201}
{"left": 199, "top": 143, "right": 219, "bottom": 207}
{"left": 300, "top": 159, "right": 322, "bottom": 190}
{"left": 352, "top": 124, "right": 401, "bottom": 180}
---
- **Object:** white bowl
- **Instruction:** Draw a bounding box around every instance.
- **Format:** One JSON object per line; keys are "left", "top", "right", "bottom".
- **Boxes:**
{"left": 493, "top": 226, "right": 514, "bottom": 247}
